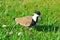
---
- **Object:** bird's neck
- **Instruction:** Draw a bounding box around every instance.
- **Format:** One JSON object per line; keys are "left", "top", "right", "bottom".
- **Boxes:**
{"left": 32, "top": 14, "right": 38, "bottom": 22}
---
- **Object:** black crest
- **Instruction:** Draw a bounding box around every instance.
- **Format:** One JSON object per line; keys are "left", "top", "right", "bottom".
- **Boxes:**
{"left": 34, "top": 11, "right": 40, "bottom": 15}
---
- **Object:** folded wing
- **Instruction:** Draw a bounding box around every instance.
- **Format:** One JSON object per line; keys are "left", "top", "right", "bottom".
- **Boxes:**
{"left": 15, "top": 16, "right": 32, "bottom": 26}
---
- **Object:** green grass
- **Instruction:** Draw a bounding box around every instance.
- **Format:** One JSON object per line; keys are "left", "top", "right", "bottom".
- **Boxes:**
{"left": 0, "top": 0, "right": 60, "bottom": 40}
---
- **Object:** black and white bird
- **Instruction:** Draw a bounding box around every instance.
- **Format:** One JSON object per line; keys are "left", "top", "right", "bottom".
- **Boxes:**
{"left": 14, "top": 11, "right": 40, "bottom": 27}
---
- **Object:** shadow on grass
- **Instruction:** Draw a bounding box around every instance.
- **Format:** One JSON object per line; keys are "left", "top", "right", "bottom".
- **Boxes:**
{"left": 34, "top": 25, "right": 59, "bottom": 32}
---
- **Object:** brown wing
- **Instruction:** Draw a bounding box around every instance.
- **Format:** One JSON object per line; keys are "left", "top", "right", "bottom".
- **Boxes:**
{"left": 15, "top": 16, "right": 32, "bottom": 26}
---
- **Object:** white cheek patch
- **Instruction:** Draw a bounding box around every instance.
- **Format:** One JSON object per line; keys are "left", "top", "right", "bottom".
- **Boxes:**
{"left": 37, "top": 14, "right": 39, "bottom": 16}
{"left": 32, "top": 14, "right": 39, "bottom": 22}
{"left": 32, "top": 16, "right": 37, "bottom": 22}
{"left": 34, "top": 13, "right": 39, "bottom": 16}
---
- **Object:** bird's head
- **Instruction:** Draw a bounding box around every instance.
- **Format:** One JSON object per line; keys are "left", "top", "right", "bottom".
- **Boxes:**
{"left": 34, "top": 11, "right": 40, "bottom": 17}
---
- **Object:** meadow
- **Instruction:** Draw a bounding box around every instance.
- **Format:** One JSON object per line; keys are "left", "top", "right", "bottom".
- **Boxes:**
{"left": 0, "top": 0, "right": 60, "bottom": 40}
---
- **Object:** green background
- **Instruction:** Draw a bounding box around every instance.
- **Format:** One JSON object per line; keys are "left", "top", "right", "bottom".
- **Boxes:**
{"left": 0, "top": 0, "right": 60, "bottom": 40}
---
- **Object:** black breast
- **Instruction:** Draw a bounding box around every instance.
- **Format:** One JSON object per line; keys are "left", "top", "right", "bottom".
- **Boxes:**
{"left": 29, "top": 17, "right": 38, "bottom": 27}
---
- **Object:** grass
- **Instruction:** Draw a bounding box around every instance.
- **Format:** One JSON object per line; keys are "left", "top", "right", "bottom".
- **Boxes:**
{"left": 0, "top": 0, "right": 60, "bottom": 40}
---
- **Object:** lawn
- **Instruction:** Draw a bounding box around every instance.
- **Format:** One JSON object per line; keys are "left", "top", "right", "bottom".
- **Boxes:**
{"left": 0, "top": 0, "right": 60, "bottom": 40}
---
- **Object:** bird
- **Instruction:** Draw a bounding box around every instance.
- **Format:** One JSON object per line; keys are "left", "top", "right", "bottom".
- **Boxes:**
{"left": 14, "top": 11, "right": 40, "bottom": 27}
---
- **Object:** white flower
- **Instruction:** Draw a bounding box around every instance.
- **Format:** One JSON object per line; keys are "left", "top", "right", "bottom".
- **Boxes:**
{"left": 18, "top": 32, "right": 22, "bottom": 36}
{"left": 9, "top": 31, "right": 13, "bottom": 35}
{"left": 2, "top": 24, "right": 6, "bottom": 27}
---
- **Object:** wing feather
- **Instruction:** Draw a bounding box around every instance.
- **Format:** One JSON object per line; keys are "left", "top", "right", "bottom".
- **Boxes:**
{"left": 15, "top": 16, "right": 32, "bottom": 26}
